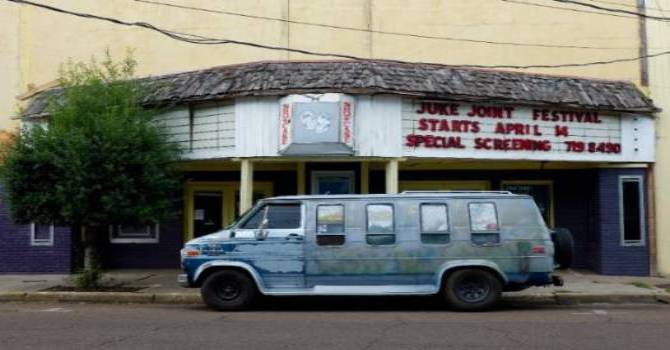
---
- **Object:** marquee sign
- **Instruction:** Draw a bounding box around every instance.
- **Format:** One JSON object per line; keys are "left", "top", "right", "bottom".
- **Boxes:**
{"left": 278, "top": 94, "right": 355, "bottom": 155}
{"left": 401, "top": 100, "right": 653, "bottom": 162}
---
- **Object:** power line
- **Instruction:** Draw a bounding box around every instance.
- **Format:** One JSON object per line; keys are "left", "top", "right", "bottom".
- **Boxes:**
{"left": 500, "top": 0, "right": 637, "bottom": 18}
{"left": 587, "top": 0, "right": 662, "bottom": 11}
{"left": 134, "top": 0, "right": 638, "bottom": 50}
{"left": 5, "top": 0, "right": 670, "bottom": 70}
{"left": 550, "top": 0, "right": 670, "bottom": 21}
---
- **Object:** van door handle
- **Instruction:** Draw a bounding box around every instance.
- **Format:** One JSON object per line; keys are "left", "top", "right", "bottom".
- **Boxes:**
{"left": 286, "top": 233, "right": 303, "bottom": 241}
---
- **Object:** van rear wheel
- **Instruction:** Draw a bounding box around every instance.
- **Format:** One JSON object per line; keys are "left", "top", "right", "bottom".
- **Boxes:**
{"left": 444, "top": 269, "right": 502, "bottom": 311}
{"left": 201, "top": 270, "right": 256, "bottom": 311}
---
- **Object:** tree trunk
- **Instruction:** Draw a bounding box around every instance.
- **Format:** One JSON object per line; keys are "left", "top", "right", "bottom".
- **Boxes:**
{"left": 81, "top": 226, "right": 95, "bottom": 270}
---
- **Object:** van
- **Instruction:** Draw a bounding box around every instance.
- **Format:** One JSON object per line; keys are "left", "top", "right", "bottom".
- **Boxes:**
{"left": 178, "top": 191, "right": 568, "bottom": 311}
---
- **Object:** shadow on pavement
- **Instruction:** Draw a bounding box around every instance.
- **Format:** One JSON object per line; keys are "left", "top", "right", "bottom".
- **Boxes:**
{"left": 187, "top": 295, "right": 557, "bottom": 313}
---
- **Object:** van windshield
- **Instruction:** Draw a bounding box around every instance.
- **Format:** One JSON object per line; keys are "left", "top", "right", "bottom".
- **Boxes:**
{"left": 226, "top": 205, "right": 260, "bottom": 229}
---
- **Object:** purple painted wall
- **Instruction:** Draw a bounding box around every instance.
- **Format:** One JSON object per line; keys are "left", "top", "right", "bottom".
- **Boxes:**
{"left": 1, "top": 167, "right": 652, "bottom": 275}
{"left": 0, "top": 189, "right": 73, "bottom": 274}
{"left": 595, "top": 168, "right": 649, "bottom": 276}
{"left": 97, "top": 219, "right": 184, "bottom": 269}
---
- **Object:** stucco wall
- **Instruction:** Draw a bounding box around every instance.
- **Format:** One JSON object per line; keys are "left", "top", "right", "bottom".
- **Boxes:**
{"left": 0, "top": 0, "right": 644, "bottom": 131}
{"left": 648, "top": 0, "right": 670, "bottom": 275}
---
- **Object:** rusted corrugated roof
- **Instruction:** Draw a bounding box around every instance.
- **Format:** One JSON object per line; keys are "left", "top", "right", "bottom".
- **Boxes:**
{"left": 22, "top": 60, "right": 658, "bottom": 117}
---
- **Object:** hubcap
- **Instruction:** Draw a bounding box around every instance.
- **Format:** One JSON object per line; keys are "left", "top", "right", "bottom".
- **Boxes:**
{"left": 216, "top": 280, "right": 241, "bottom": 301}
{"left": 456, "top": 277, "right": 490, "bottom": 303}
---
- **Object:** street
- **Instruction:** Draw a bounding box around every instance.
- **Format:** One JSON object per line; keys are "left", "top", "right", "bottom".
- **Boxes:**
{"left": 0, "top": 299, "right": 669, "bottom": 349}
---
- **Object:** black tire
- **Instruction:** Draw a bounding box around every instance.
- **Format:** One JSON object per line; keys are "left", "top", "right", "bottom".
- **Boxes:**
{"left": 443, "top": 269, "right": 502, "bottom": 311}
{"left": 551, "top": 228, "right": 575, "bottom": 269}
{"left": 201, "top": 270, "right": 256, "bottom": 311}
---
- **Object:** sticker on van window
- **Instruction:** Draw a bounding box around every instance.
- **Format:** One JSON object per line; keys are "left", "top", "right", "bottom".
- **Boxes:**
{"left": 469, "top": 203, "right": 499, "bottom": 232}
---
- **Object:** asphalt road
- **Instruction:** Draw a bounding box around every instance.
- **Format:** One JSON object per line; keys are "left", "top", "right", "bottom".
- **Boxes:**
{"left": 1, "top": 299, "right": 669, "bottom": 350}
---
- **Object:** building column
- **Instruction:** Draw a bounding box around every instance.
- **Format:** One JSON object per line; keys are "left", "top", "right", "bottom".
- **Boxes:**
{"left": 240, "top": 159, "right": 254, "bottom": 214}
{"left": 296, "top": 162, "right": 306, "bottom": 195}
{"left": 361, "top": 161, "right": 369, "bottom": 194}
{"left": 385, "top": 159, "right": 399, "bottom": 194}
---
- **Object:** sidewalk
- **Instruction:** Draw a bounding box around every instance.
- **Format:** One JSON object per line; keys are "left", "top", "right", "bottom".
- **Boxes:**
{"left": 1, "top": 269, "right": 669, "bottom": 305}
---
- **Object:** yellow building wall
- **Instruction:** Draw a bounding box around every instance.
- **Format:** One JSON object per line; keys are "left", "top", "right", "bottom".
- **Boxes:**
{"left": 0, "top": 3, "right": 20, "bottom": 131}
{"left": 648, "top": 0, "right": 670, "bottom": 275}
{"left": 0, "top": 0, "right": 645, "bottom": 133}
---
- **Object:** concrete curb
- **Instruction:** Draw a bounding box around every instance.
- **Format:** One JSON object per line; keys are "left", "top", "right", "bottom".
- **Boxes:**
{"left": 0, "top": 291, "right": 668, "bottom": 306}
{"left": 504, "top": 292, "right": 666, "bottom": 305}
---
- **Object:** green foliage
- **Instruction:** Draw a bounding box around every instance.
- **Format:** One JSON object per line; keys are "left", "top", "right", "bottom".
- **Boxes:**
{"left": 630, "top": 281, "right": 653, "bottom": 289}
{"left": 0, "top": 51, "right": 182, "bottom": 228}
{"left": 74, "top": 264, "right": 102, "bottom": 290}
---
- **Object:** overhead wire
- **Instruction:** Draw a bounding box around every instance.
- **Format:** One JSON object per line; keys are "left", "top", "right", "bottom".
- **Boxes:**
{"left": 500, "top": 0, "right": 637, "bottom": 18}
{"left": 135, "top": 0, "right": 639, "bottom": 50}
{"left": 5, "top": 0, "right": 670, "bottom": 70}
{"left": 549, "top": 0, "right": 670, "bottom": 20}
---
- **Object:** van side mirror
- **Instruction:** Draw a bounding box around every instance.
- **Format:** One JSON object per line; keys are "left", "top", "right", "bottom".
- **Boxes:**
{"left": 255, "top": 213, "right": 270, "bottom": 240}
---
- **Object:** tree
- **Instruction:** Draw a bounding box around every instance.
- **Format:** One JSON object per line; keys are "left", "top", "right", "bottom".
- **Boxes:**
{"left": 0, "top": 52, "right": 182, "bottom": 279}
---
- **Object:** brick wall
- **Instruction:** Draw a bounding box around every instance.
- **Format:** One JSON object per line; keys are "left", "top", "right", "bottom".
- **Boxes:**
{"left": 0, "top": 187, "right": 73, "bottom": 274}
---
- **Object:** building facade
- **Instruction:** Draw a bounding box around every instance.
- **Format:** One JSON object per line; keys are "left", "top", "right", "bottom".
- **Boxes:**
{"left": 647, "top": 0, "right": 670, "bottom": 275}
{"left": 0, "top": 0, "right": 664, "bottom": 275}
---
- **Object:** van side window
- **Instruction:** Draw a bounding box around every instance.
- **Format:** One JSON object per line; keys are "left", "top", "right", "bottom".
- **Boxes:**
{"left": 239, "top": 204, "right": 301, "bottom": 229}
{"left": 420, "top": 204, "right": 450, "bottom": 244}
{"left": 468, "top": 202, "right": 500, "bottom": 245}
{"left": 366, "top": 204, "right": 395, "bottom": 245}
{"left": 316, "top": 204, "right": 345, "bottom": 246}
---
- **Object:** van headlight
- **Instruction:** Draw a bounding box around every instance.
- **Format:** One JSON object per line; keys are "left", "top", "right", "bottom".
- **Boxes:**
{"left": 180, "top": 245, "right": 201, "bottom": 260}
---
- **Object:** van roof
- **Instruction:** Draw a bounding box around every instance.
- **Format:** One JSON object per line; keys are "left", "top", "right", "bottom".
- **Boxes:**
{"left": 263, "top": 191, "right": 532, "bottom": 201}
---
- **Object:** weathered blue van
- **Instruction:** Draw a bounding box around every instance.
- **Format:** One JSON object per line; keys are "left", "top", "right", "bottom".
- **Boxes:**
{"left": 179, "top": 191, "right": 567, "bottom": 311}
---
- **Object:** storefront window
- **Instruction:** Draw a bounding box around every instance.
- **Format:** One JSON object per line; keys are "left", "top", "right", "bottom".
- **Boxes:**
{"left": 311, "top": 171, "right": 354, "bottom": 195}
{"left": 620, "top": 176, "right": 645, "bottom": 246}
{"left": 109, "top": 224, "right": 159, "bottom": 244}
{"left": 500, "top": 181, "right": 553, "bottom": 226}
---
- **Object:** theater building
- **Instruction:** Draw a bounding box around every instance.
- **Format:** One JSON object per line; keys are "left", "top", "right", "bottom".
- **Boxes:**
{"left": 2, "top": 60, "right": 658, "bottom": 275}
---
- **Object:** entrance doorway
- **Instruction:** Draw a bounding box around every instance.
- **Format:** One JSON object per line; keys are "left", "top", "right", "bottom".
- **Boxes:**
{"left": 184, "top": 181, "right": 273, "bottom": 241}
{"left": 311, "top": 171, "right": 355, "bottom": 194}
{"left": 193, "top": 192, "right": 223, "bottom": 238}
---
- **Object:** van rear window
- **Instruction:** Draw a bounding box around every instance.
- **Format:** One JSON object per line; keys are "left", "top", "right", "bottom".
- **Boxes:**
{"left": 468, "top": 202, "right": 500, "bottom": 245}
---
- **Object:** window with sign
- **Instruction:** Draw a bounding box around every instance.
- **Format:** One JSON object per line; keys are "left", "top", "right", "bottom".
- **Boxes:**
{"left": 316, "top": 204, "right": 345, "bottom": 246}
{"left": 468, "top": 202, "right": 500, "bottom": 245}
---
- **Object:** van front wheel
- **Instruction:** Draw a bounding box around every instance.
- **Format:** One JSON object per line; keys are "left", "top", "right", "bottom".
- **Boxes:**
{"left": 444, "top": 269, "right": 502, "bottom": 311}
{"left": 201, "top": 270, "right": 256, "bottom": 311}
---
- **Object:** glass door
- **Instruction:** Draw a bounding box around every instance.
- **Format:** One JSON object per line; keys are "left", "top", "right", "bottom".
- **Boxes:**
{"left": 193, "top": 192, "right": 223, "bottom": 237}
{"left": 311, "top": 171, "right": 355, "bottom": 194}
